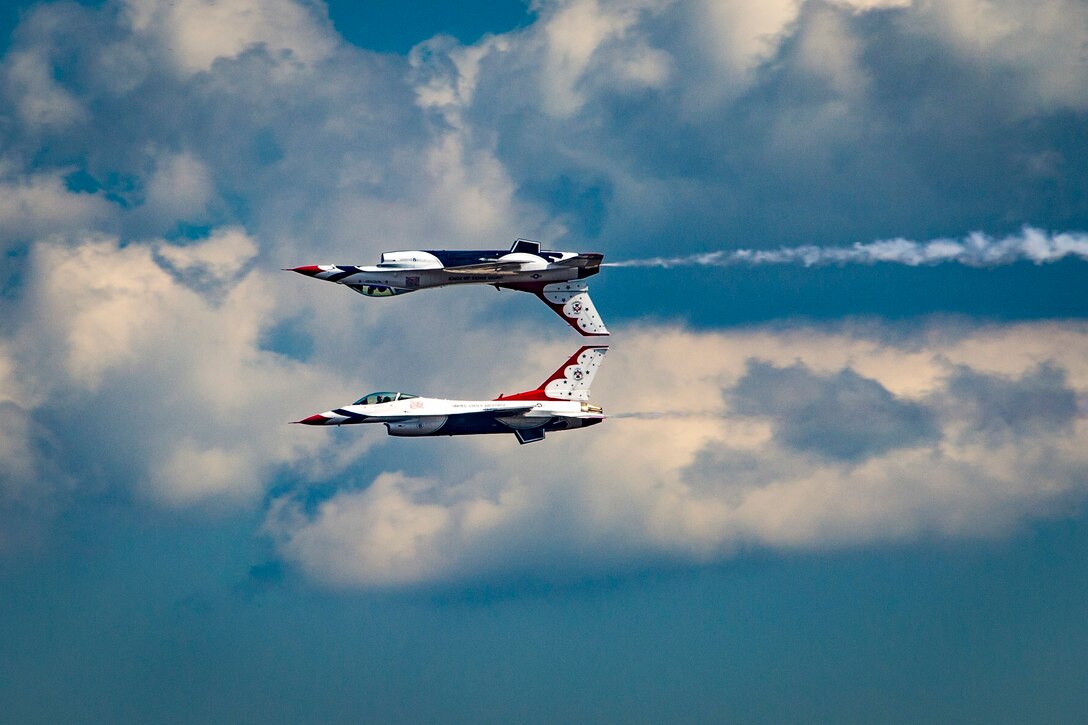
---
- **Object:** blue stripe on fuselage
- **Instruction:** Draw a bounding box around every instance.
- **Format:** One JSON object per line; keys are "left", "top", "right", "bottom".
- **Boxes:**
{"left": 332, "top": 408, "right": 369, "bottom": 423}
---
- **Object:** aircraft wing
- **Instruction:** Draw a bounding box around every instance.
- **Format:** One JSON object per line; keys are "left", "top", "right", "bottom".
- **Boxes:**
{"left": 343, "top": 405, "right": 536, "bottom": 421}
{"left": 442, "top": 261, "right": 526, "bottom": 274}
{"left": 473, "top": 405, "right": 536, "bottom": 416}
{"left": 414, "top": 403, "right": 538, "bottom": 417}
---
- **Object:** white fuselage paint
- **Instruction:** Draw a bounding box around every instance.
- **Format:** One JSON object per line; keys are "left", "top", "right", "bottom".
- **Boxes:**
{"left": 345, "top": 261, "right": 576, "bottom": 292}
{"left": 318, "top": 396, "right": 590, "bottom": 425}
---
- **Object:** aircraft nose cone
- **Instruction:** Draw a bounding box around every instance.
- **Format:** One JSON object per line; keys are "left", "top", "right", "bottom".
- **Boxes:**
{"left": 285, "top": 265, "right": 323, "bottom": 277}
{"left": 292, "top": 414, "right": 328, "bottom": 425}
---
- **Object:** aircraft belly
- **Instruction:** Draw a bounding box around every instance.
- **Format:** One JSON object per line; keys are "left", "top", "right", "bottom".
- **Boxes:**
{"left": 425, "top": 413, "right": 591, "bottom": 437}
{"left": 514, "top": 268, "right": 575, "bottom": 284}
{"left": 385, "top": 416, "right": 448, "bottom": 436}
{"left": 435, "top": 413, "right": 519, "bottom": 436}
{"left": 495, "top": 415, "right": 548, "bottom": 429}
{"left": 348, "top": 270, "right": 447, "bottom": 289}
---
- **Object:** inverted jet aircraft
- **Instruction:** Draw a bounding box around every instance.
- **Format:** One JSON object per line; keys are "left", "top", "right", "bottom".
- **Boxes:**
{"left": 293, "top": 346, "right": 608, "bottom": 444}
{"left": 286, "top": 239, "right": 608, "bottom": 336}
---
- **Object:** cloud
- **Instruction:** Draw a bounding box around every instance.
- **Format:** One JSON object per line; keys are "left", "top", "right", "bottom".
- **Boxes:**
{"left": 120, "top": 0, "right": 337, "bottom": 75}
{"left": 0, "top": 400, "right": 68, "bottom": 504}
{"left": 5, "top": 0, "right": 1088, "bottom": 260}
{"left": 3, "top": 48, "right": 87, "bottom": 128}
{"left": 4, "top": 230, "right": 365, "bottom": 509}
{"left": 1, "top": 0, "right": 1087, "bottom": 585}
{"left": 267, "top": 472, "right": 492, "bottom": 587}
{"left": 945, "top": 363, "right": 1080, "bottom": 443}
{"left": 141, "top": 150, "right": 213, "bottom": 225}
{"left": 910, "top": 0, "right": 1088, "bottom": 110}
{"left": 422, "top": 0, "right": 1088, "bottom": 249}
{"left": 0, "top": 166, "right": 115, "bottom": 248}
{"left": 266, "top": 321, "right": 1088, "bottom": 587}
{"left": 727, "top": 359, "right": 940, "bottom": 461}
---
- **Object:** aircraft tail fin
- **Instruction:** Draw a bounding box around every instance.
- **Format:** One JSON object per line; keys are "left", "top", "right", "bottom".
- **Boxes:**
{"left": 533, "top": 281, "right": 609, "bottom": 336}
{"left": 497, "top": 345, "right": 608, "bottom": 402}
{"left": 509, "top": 238, "right": 541, "bottom": 254}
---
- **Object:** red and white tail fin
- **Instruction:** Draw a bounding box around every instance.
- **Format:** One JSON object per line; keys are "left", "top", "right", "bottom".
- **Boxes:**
{"left": 534, "top": 281, "right": 609, "bottom": 336}
{"left": 497, "top": 345, "right": 608, "bottom": 402}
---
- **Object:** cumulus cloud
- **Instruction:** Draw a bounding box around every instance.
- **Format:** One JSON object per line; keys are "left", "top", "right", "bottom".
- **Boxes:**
{"left": 420, "top": 0, "right": 1088, "bottom": 249}
{"left": 120, "top": 0, "right": 336, "bottom": 74}
{"left": 266, "top": 322, "right": 1088, "bottom": 587}
{"left": 1, "top": 0, "right": 1087, "bottom": 584}
{"left": 912, "top": 0, "right": 1088, "bottom": 110}
{"left": 3, "top": 48, "right": 87, "bottom": 128}
{"left": 141, "top": 150, "right": 214, "bottom": 224}
{"left": 0, "top": 166, "right": 115, "bottom": 248}
{"left": 3, "top": 231, "right": 367, "bottom": 509}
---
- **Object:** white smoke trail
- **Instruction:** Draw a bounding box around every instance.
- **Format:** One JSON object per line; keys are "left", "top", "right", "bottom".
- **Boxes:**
{"left": 603, "top": 227, "right": 1088, "bottom": 269}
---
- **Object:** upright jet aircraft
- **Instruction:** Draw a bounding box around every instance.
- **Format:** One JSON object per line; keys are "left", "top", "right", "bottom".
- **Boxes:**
{"left": 293, "top": 346, "right": 608, "bottom": 444}
{"left": 286, "top": 239, "right": 608, "bottom": 336}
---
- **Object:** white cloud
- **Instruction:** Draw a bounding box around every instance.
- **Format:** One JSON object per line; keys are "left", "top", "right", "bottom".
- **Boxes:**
{"left": 6, "top": 231, "right": 364, "bottom": 508}
{"left": 266, "top": 321, "right": 1088, "bottom": 587}
{"left": 0, "top": 165, "right": 114, "bottom": 248}
{"left": 155, "top": 225, "right": 257, "bottom": 285}
{"left": 1, "top": 0, "right": 1087, "bottom": 579}
{"left": 830, "top": 0, "right": 912, "bottom": 10}
{"left": 908, "top": 0, "right": 1088, "bottom": 110}
{"left": 3, "top": 49, "right": 87, "bottom": 128}
{"left": 121, "top": 0, "right": 337, "bottom": 75}
{"left": 689, "top": 0, "right": 800, "bottom": 82}
{"left": 142, "top": 150, "right": 213, "bottom": 224}
{"left": 537, "top": 0, "right": 668, "bottom": 115}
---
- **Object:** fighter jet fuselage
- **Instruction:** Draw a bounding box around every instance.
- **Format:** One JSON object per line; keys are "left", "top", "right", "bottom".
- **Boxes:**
{"left": 294, "top": 346, "right": 608, "bottom": 444}
{"left": 287, "top": 239, "right": 608, "bottom": 336}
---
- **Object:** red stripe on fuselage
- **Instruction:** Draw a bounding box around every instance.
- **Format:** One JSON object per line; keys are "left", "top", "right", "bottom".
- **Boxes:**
{"left": 494, "top": 389, "right": 551, "bottom": 401}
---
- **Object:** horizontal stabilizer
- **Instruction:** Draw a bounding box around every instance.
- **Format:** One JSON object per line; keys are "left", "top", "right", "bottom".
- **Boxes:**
{"left": 550, "top": 253, "right": 604, "bottom": 271}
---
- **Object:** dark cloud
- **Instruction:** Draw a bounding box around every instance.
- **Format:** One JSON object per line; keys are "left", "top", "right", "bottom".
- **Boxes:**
{"left": 944, "top": 363, "right": 1079, "bottom": 443}
{"left": 0, "top": 399, "right": 74, "bottom": 554}
{"left": 727, "top": 359, "right": 940, "bottom": 461}
{"left": 682, "top": 446, "right": 800, "bottom": 504}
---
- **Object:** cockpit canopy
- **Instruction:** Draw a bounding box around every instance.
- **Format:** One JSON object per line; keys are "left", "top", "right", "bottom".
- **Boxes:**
{"left": 352, "top": 392, "right": 418, "bottom": 406}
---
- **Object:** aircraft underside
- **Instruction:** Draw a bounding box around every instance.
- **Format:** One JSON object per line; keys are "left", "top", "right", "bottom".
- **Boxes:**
{"left": 286, "top": 240, "right": 609, "bottom": 335}
{"left": 385, "top": 412, "right": 601, "bottom": 443}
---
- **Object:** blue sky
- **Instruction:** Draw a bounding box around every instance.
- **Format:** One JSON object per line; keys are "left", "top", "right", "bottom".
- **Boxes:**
{"left": 1, "top": 0, "right": 1088, "bottom": 721}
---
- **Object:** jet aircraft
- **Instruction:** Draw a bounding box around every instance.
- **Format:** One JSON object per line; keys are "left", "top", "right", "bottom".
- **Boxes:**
{"left": 286, "top": 239, "right": 608, "bottom": 336}
{"left": 293, "top": 346, "right": 608, "bottom": 444}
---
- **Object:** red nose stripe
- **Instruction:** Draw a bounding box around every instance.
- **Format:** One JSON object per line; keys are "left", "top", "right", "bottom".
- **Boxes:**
{"left": 288, "top": 265, "right": 323, "bottom": 276}
{"left": 293, "top": 414, "right": 328, "bottom": 425}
